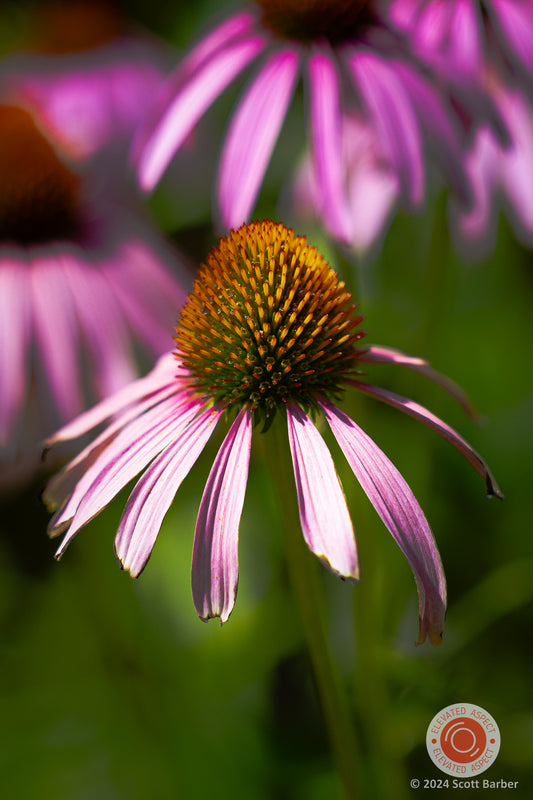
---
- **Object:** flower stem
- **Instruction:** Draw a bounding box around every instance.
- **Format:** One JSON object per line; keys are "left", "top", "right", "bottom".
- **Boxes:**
{"left": 265, "top": 416, "right": 362, "bottom": 799}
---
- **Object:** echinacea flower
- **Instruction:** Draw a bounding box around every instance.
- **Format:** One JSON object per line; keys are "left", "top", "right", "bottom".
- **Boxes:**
{"left": 388, "top": 2, "right": 533, "bottom": 257}
{"left": 133, "top": 0, "right": 471, "bottom": 243}
{"left": 44, "top": 221, "right": 501, "bottom": 645}
{"left": 290, "top": 111, "right": 399, "bottom": 253}
{"left": 389, "top": 0, "right": 533, "bottom": 89}
{"left": 0, "top": 4, "right": 171, "bottom": 167}
{"left": 449, "top": 75, "right": 533, "bottom": 259}
{"left": 0, "top": 98, "right": 188, "bottom": 487}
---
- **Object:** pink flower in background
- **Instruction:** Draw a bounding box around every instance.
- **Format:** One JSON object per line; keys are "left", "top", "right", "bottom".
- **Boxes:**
{"left": 0, "top": 83, "right": 189, "bottom": 486}
{"left": 387, "top": 0, "right": 533, "bottom": 123}
{"left": 0, "top": 0, "right": 173, "bottom": 163}
{"left": 133, "top": 1, "right": 471, "bottom": 243}
{"left": 450, "top": 77, "right": 533, "bottom": 259}
{"left": 290, "top": 112, "right": 399, "bottom": 252}
{"left": 44, "top": 222, "right": 501, "bottom": 645}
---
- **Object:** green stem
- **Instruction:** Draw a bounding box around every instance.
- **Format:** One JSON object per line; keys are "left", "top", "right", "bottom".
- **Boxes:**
{"left": 264, "top": 416, "right": 362, "bottom": 799}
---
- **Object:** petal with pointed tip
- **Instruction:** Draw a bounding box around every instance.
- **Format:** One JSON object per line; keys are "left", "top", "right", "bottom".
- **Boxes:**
{"left": 322, "top": 399, "right": 446, "bottom": 645}
{"left": 349, "top": 380, "right": 503, "bottom": 498}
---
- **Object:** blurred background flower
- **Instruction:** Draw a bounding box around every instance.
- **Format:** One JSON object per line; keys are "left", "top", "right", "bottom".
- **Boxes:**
{"left": 0, "top": 1, "right": 191, "bottom": 488}
{"left": 132, "top": 0, "right": 474, "bottom": 247}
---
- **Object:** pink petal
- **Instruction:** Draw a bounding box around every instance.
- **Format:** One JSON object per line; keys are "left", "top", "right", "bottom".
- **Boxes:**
{"left": 44, "top": 379, "right": 182, "bottom": 510}
{"left": 61, "top": 253, "right": 137, "bottom": 398}
{"left": 45, "top": 352, "right": 179, "bottom": 445}
{"left": 392, "top": 62, "right": 470, "bottom": 205}
{"left": 321, "top": 399, "right": 446, "bottom": 646}
{"left": 115, "top": 405, "right": 222, "bottom": 577}
{"left": 217, "top": 49, "right": 299, "bottom": 229}
{"left": 50, "top": 393, "right": 204, "bottom": 547}
{"left": 347, "top": 49, "right": 424, "bottom": 207}
{"left": 307, "top": 49, "right": 352, "bottom": 241}
{"left": 192, "top": 408, "right": 252, "bottom": 623}
{"left": 286, "top": 403, "right": 359, "bottom": 581}
{"left": 0, "top": 256, "right": 31, "bottom": 442}
{"left": 130, "top": 12, "right": 257, "bottom": 162}
{"left": 489, "top": 0, "right": 533, "bottom": 76}
{"left": 30, "top": 253, "right": 83, "bottom": 420}
{"left": 136, "top": 35, "right": 266, "bottom": 191}
{"left": 358, "top": 345, "right": 478, "bottom": 418}
{"left": 100, "top": 229, "right": 188, "bottom": 357}
{"left": 350, "top": 380, "right": 503, "bottom": 498}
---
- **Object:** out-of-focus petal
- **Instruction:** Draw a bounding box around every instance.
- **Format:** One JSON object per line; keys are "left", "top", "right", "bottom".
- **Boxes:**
{"left": 488, "top": 0, "right": 533, "bottom": 77}
{"left": 135, "top": 35, "right": 266, "bottom": 191}
{"left": 217, "top": 49, "right": 299, "bottom": 229}
{"left": 350, "top": 380, "right": 503, "bottom": 498}
{"left": 286, "top": 403, "right": 359, "bottom": 581}
{"left": 115, "top": 405, "right": 222, "bottom": 577}
{"left": 393, "top": 61, "right": 471, "bottom": 205}
{"left": 192, "top": 408, "right": 252, "bottom": 623}
{"left": 30, "top": 252, "right": 83, "bottom": 420}
{"left": 0, "top": 257, "right": 31, "bottom": 443}
{"left": 62, "top": 252, "right": 137, "bottom": 398}
{"left": 100, "top": 231, "right": 188, "bottom": 356}
{"left": 498, "top": 89, "right": 533, "bottom": 240}
{"left": 388, "top": 0, "right": 483, "bottom": 80}
{"left": 347, "top": 49, "right": 424, "bottom": 207}
{"left": 358, "top": 345, "right": 478, "bottom": 418}
{"left": 307, "top": 48, "right": 352, "bottom": 241}
{"left": 321, "top": 399, "right": 446, "bottom": 645}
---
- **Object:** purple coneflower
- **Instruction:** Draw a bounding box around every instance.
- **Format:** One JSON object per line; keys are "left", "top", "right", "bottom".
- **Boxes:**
{"left": 290, "top": 111, "right": 399, "bottom": 253}
{"left": 44, "top": 221, "right": 501, "bottom": 645}
{"left": 450, "top": 74, "right": 533, "bottom": 258}
{"left": 133, "top": 0, "right": 470, "bottom": 243}
{"left": 0, "top": 97, "right": 188, "bottom": 485}
{"left": 389, "top": 0, "right": 533, "bottom": 88}
{"left": 0, "top": 0, "right": 171, "bottom": 166}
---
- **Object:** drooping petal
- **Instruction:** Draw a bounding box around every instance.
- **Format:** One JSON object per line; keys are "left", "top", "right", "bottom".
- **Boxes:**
{"left": 347, "top": 49, "right": 424, "bottom": 207}
{"left": 307, "top": 49, "right": 352, "bottom": 241}
{"left": 357, "top": 345, "right": 478, "bottom": 418}
{"left": 44, "top": 380, "right": 183, "bottom": 511}
{"left": 115, "top": 405, "right": 222, "bottom": 577}
{"left": 217, "top": 49, "right": 299, "bottom": 229}
{"left": 321, "top": 399, "right": 446, "bottom": 645}
{"left": 49, "top": 393, "right": 204, "bottom": 546}
{"left": 0, "top": 257, "right": 31, "bottom": 443}
{"left": 286, "top": 403, "right": 359, "bottom": 581}
{"left": 192, "top": 408, "right": 252, "bottom": 623}
{"left": 135, "top": 35, "right": 266, "bottom": 191}
{"left": 350, "top": 380, "right": 503, "bottom": 498}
